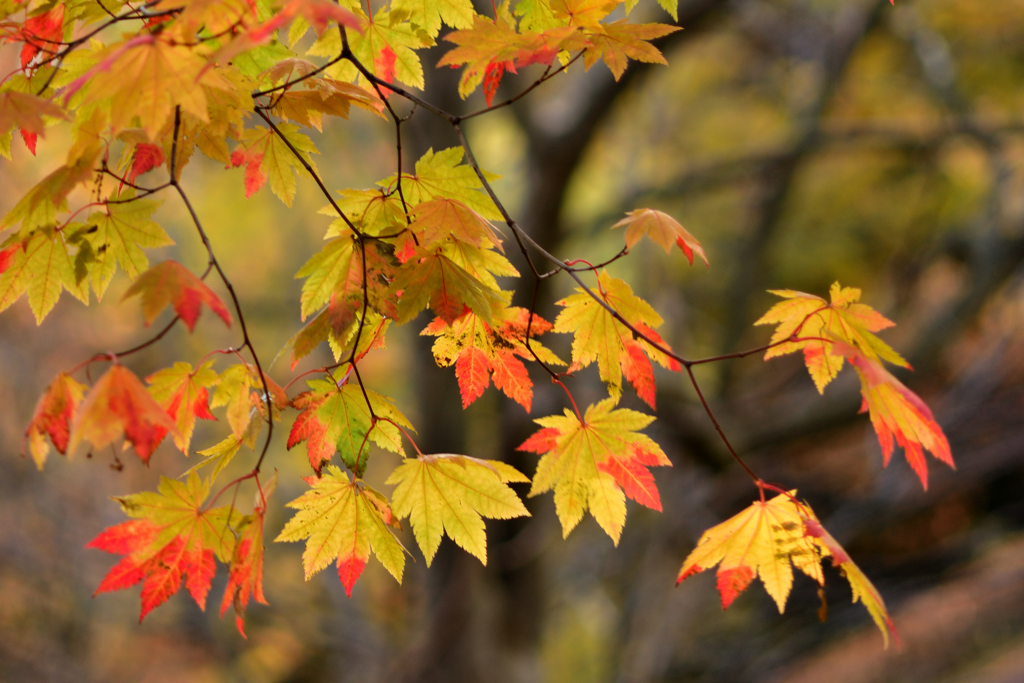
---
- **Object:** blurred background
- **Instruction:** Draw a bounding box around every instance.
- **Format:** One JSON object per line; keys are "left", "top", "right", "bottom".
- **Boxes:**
{"left": 3, "top": 0, "right": 1024, "bottom": 681}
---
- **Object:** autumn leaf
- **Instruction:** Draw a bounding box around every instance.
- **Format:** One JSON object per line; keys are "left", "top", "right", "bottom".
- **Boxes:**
{"left": 24, "top": 372, "right": 87, "bottom": 469}
{"left": 421, "top": 307, "right": 564, "bottom": 411}
{"left": 581, "top": 21, "right": 679, "bottom": 80}
{"left": 88, "top": 472, "right": 234, "bottom": 620}
{"left": 230, "top": 123, "right": 319, "bottom": 206}
{"left": 676, "top": 492, "right": 823, "bottom": 611}
{"left": 70, "top": 364, "right": 179, "bottom": 463}
{"left": 73, "top": 35, "right": 225, "bottom": 139}
{"left": 221, "top": 474, "right": 276, "bottom": 637}
{"left": 0, "top": 228, "right": 89, "bottom": 323}
{"left": 677, "top": 491, "right": 899, "bottom": 647}
{"left": 14, "top": 5, "right": 64, "bottom": 69}
{"left": 389, "top": 247, "right": 505, "bottom": 324}
{"left": 288, "top": 378, "right": 413, "bottom": 475}
{"left": 409, "top": 197, "right": 504, "bottom": 252}
{"left": 756, "top": 282, "right": 908, "bottom": 393}
{"left": 0, "top": 145, "right": 100, "bottom": 235}
{"left": 146, "top": 361, "right": 219, "bottom": 454}
{"left": 122, "top": 143, "right": 165, "bottom": 187}
{"left": 379, "top": 147, "right": 501, "bottom": 220}
{"left": 832, "top": 340, "right": 953, "bottom": 490}
{"left": 519, "top": 398, "right": 670, "bottom": 542}
{"left": 79, "top": 197, "right": 174, "bottom": 299}
{"left": 612, "top": 207, "right": 708, "bottom": 267}
{"left": 123, "top": 260, "right": 232, "bottom": 332}
{"left": 386, "top": 454, "right": 530, "bottom": 565}
{"left": 294, "top": 233, "right": 396, "bottom": 323}
{"left": 276, "top": 466, "right": 405, "bottom": 596}
{"left": 802, "top": 515, "right": 900, "bottom": 648}
{"left": 553, "top": 270, "right": 679, "bottom": 408}
{"left": 0, "top": 92, "right": 68, "bottom": 144}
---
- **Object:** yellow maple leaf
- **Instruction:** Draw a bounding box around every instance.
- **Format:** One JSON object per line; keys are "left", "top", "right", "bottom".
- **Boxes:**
{"left": 385, "top": 454, "right": 529, "bottom": 565}
{"left": 755, "top": 282, "right": 909, "bottom": 393}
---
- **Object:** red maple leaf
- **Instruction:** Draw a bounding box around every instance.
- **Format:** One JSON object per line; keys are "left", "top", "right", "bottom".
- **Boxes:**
{"left": 20, "top": 128, "right": 37, "bottom": 154}
{"left": 124, "top": 143, "right": 165, "bottom": 188}
{"left": 14, "top": 5, "right": 64, "bottom": 69}
{"left": 87, "top": 473, "right": 233, "bottom": 620}
{"left": 24, "top": 372, "right": 87, "bottom": 468}
{"left": 229, "top": 148, "right": 267, "bottom": 198}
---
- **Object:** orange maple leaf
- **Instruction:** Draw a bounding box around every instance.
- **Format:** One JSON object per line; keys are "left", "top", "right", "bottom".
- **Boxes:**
{"left": 70, "top": 365, "right": 178, "bottom": 463}
{"left": 422, "top": 307, "right": 564, "bottom": 411}
{"left": 24, "top": 372, "right": 87, "bottom": 469}
{"left": 832, "top": 341, "right": 953, "bottom": 489}
{"left": 123, "top": 260, "right": 232, "bottom": 332}
{"left": 87, "top": 473, "right": 234, "bottom": 620}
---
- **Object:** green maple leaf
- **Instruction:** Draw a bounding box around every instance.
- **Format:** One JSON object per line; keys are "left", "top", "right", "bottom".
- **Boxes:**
{"left": 78, "top": 198, "right": 174, "bottom": 299}
{"left": 276, "top": 466, "right": 406, "bottom": 596}
{"left": 0, "top": 228, "right": 89, "bottom": 322}
{"left": 380, "top": 147, "right": 501, "bottom": 220}
{"left": 288, "top": 378, "right": 413, "bottom": 474}
{"left": 386, "top": 454, "right": 530, "bottom": 565}
{"left": 519, "top": 397, "right": 670, "bottom": 543}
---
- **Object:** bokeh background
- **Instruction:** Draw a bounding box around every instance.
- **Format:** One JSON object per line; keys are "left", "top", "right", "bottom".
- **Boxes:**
{"left": 3, "top": 0, "right": 1024, "bottom": 681}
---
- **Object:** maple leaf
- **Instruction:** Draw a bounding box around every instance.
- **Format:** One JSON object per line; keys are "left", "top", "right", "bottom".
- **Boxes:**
{"left": 288, "top": 378, "right": 414, "bottom": 475}
{"left": 677, "top": 491, "right": 899, "bottom": 647}
{"left": 676, "top": 492, "right": 824, "bottom": 612}
{"left": 755, "top": 282, "right": 909, "bottom": 393}
{"left": 123, "top": 260, "right": 232, "bottom": 332}
{"left": 832, "top": 341, "right": 953, "bottom": 490}
{"left": 123, "top": 143, "right": 165, "bottom": 187}
{"left": 802, "top": 516, "right": 899, "bottom": 648}
{"left": 392, "top": 0, "right": 474, "bottom": 37}
{"left": 230, "top": 123, "right": 319, "bottom": 206}
{"left": 519, "top": 398, "right": 670, "bottom": 542}
{"left": 0, "top": 228, "right": 89, "bottom": 323}
{"left": 0, "top": 92, "right": 68, "bottom": 145}
{"left": 295, "top": 233, "right": 396, "bottom": 323}
{"left": 69, "top": 364, "right": 179, "bottom": 463}
{"left": 379, "top": 147, "right": 501, "bottom": 220}
{"left": 581, "top": 21, "right": 679, "bottom": 79}
{"left": 409, "top": 197, "right": 504, "bottom": 252}
{"left": 1, "top": 143, "right": 100, "bottom": 236}
{"left": 276, "top": 466, "right": 406, "bottom": 596}
{"left": 24, "top": 372, "right": 87, "bottom": 469}
{"left": 72, "top": 35, "right": 224, "bottom": 139}
{"left": 14, "top": 5, "right": 64, "bottom": 69}
{"left": 612, "top": 208, "right": 708, "bottom": 267}
{"left": 332, "top": 8, "right": 433, "bottom": 90}
{"left": 438, "top": 17, "right": 587, "bottom": 100}
{"left": 88, "top": 472, "right": 234, "bottom": 620}
{"left": 386, "top": 454, "right": 529, "bottom": 565}
{"left": 389, "top": 247, "right": 505, "bottom": 324}
{"left": 78, "top": 197, "right": 174, "bottom": 299}
{"left": 421, "top": 307, "right": 564, "bottom": 411}
{"left": 549, "top": 0, "right": 618, "bottom": 27}
{"left": 221, "top": 475, "right": 276, "bottom": 637}
{"left": 146, "top": 361, "right": 219, "bottom": 454}
{"left": 553, "top": 270, "right": 679, "bottom": 408}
